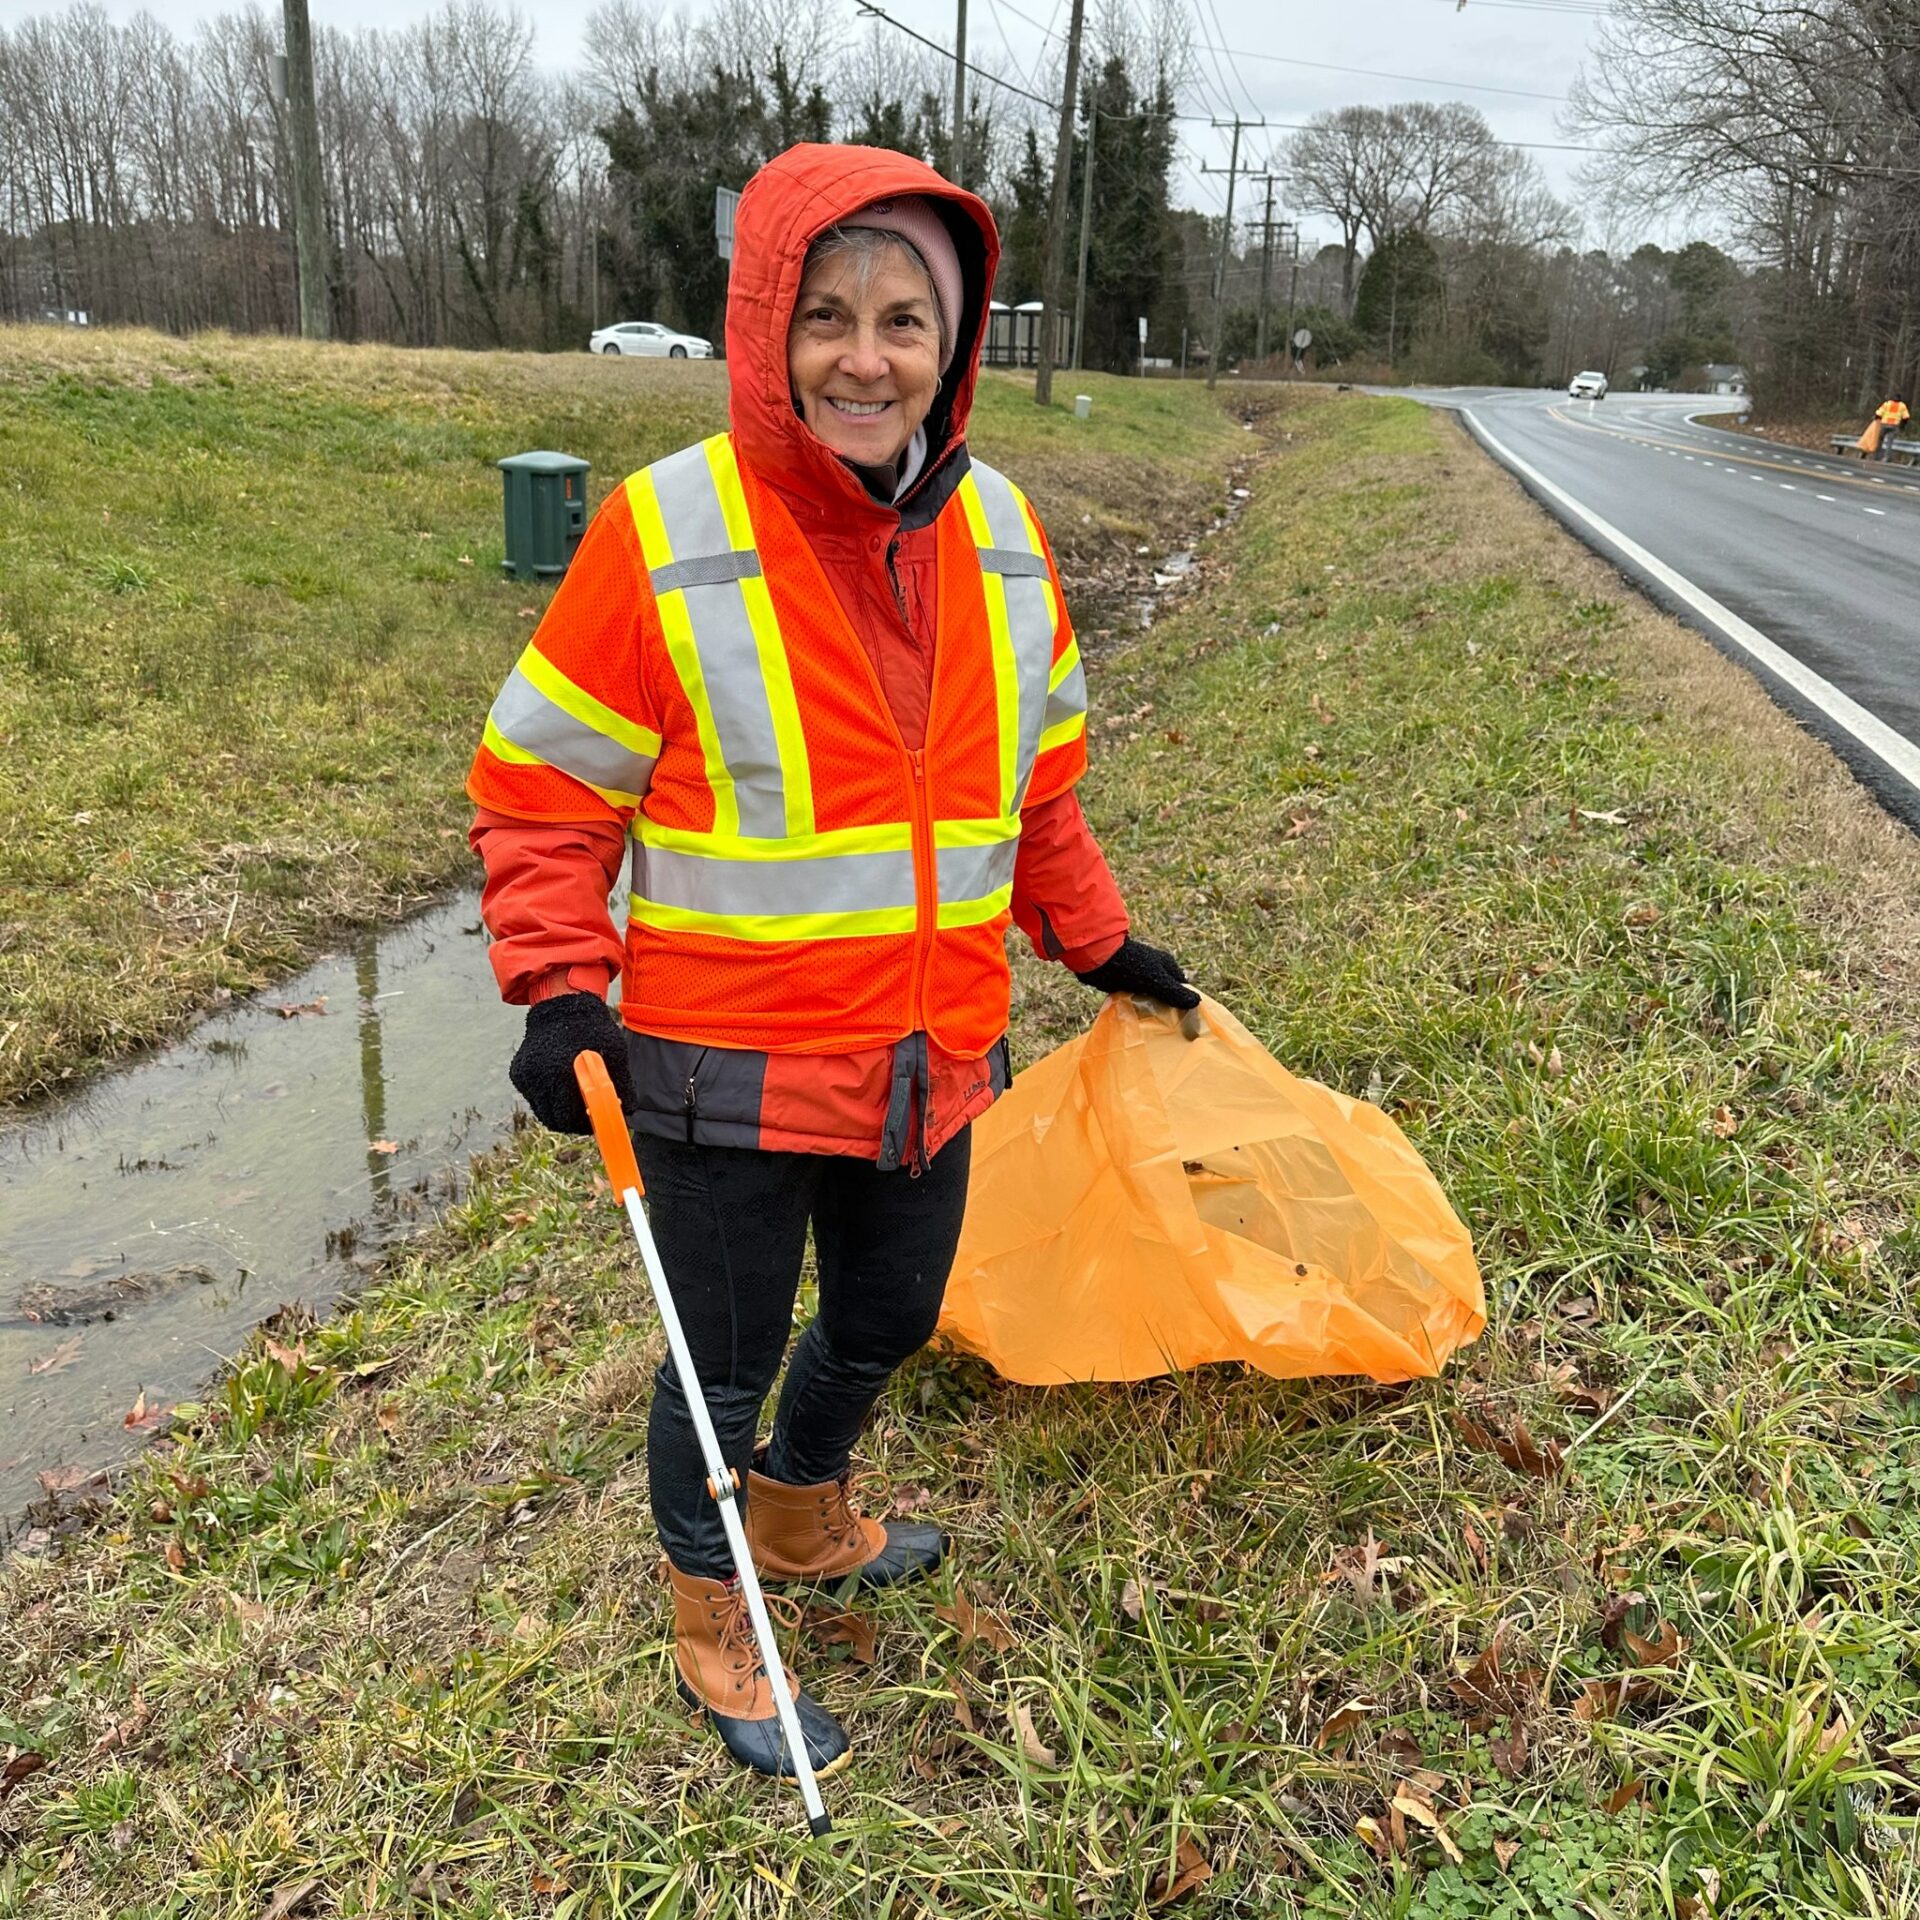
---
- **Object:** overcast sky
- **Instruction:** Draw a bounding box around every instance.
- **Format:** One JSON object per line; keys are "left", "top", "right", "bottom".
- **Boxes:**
{"left": 0, "top": 0, "right": 1620, "bottom": 236}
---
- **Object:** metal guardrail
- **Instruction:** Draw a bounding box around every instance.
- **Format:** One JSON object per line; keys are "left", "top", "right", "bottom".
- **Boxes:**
{"left": 1830, "top": 433, "right": 1920, "bottom": 464}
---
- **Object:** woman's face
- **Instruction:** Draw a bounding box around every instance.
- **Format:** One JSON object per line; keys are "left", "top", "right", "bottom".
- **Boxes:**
{"left": 787, "top": 242, "right": 942, "bottom": 468}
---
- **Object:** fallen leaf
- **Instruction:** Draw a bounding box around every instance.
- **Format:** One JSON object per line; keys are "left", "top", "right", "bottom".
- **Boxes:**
{"left": 1146, "top": 1835, "right": 1213, "bottom": 1908}
{"left": 37, "top": 1463, "right": 108, "bottom": 1497}
{"left": 369, "top": 1138, "right": 401, "bottom": 1155}
{"left": 1489, "top": 1720, "right": 1529, "bottom": 1779}
{"left": 1493, "top": 1837, "right": 1521, "bottom": 1870}
{"left": 1327, "top": 1528, "right": 1404, "bottom": 1603}
{"left": 1551, "top": 1368, "right": 1612, "bottom": 1415}
{"left": 1354, "top": 1814, "right": 1392, "bottom": 1862}
{"left": 165, "top": 1540, "right": 189, "bottom": 1572}
{"left": 1011, "top": 1702, "right": 1056, "bottom": 1767}
{"left": 262, "top": 1336, "right": 307, "bottom": 1373}
{"left": 90, "top": 1695, "right": 152, "bottom": 1757}
{"left": 1599, "top": 1590, "right": 1646, "bottom": 1653}
{"left": 269, "top": 997, "right": 328, "bottom": 1019}
{"left": 1454, "top": 1409, "right": 1565, "bottom": 1479}
{"left": 1391, "top": 1779, "right": 1464, "bottom": 1863}
{"left": 257, "top": 1879, "right": 321, "bottom": 1920}
{"left": 1120, "top": 1575, "right": 1146, "bottom": 1620}
{"left": 1574, "top": 1674, "right": 1663, "bottom": 1722}
{"left": 1448, "top": 1628, "right": 1543, "bottom": 1715}
{"left": 1461, "top": 1514, "right": 1488, "bottom": 1571}
{"left": 0, "top": 1752, "right": 47, "bottom": 1799}
{"left": 1317, "top": 1698, "right": 1377, "bottom": 1748}
{"left": 1606, "top": 1776, "right": 1645, "bottom": 1814}
{"left": 1623, "top": 902, "right": 1662, "bottom": 927}
{"left": 949, "top": 1681, "right": 978, "bottom": 1733}
{"left": 1623, "top": 1621, "right": 1683, "bottom": 1668}
{"left": 805, "top": 1607, "right": 876, "bottom": 1666}
{"left": 936, "top": 1587, "right": 1016, "bottom": 1655}
{"left": 1708, "top": 1105, "right": 1741, "bottom": 1139}
{"left": 123, "top": 1390, "right": 167, "bottom": 1432}
{"left": 530, "top": 1871, "right": 568, "bottom": 1894}
{"left": 27, "top": 1336, "right": 83, "bottom": 1377}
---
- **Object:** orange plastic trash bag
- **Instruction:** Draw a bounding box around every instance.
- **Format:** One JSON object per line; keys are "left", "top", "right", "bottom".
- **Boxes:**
{"left": 937, "top": 995, "right": 1485, "bottom": 1385}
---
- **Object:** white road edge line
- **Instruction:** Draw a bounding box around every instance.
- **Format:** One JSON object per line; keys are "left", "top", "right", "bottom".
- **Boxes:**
{"left": 1461, "top": 409, "right": 1920, "bottom": 799}
{"left": 1866, "top": 507, "right": 1888, "bottom": 516}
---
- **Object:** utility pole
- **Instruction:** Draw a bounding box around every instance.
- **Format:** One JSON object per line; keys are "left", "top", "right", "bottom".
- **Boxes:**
{"left": 1254, "top": 187, "right": 1290, "bottom": 369}
{"left": 283, "top": 0, "right": 329, "bottom": 340}
{"left": 1201, "top": 120, "right": 1265, "bottom": 391}
{"left": 1285, "top": 226, "right": 1300, "bottom": 369}
{"left": 1071, "top": 107, "right": 1096, "bottom": 371}
{"left": 1033, "top": 0, "right": 1086, "bottom": 408}
{"left": 950, "top": 0, "right": 968, "bottom": 186}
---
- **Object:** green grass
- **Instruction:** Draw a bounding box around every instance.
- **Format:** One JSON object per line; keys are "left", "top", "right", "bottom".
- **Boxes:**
{"left": 0, "top": 328, "right": 1238, "bottom": 1104}
{"left": 7, "top": 383, "right": 1920, "bottom": 1918}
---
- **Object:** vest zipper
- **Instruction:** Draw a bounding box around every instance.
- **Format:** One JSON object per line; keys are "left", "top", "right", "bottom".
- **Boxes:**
{"left": 885, "top": 533, "right": 911, "bottom": 630}
{"left": 908, "top": 749, "right": 933, "bottom": 1036}
{"left": 682, "top": 1046, "right": 709, "bottom": 1145}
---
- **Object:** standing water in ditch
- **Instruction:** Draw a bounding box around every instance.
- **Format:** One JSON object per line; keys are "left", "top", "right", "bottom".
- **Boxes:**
{"left": 0, "top": 893, "right": 525, "bottom": 1534}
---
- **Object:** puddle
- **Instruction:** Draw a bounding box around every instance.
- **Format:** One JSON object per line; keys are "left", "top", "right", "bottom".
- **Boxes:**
{"left": 0, "top": 892, "right": 524, "bottom": 1533}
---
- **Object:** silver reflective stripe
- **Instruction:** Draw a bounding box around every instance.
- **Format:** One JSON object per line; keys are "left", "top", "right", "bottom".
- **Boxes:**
{"left": 490, "top": 666, "right": 657, "bottom": 797}
{"left": 938, "top": 836, "right": 1019, "bottom": 902}
{"left": 648, "top": 441, "right": 733, "bottom": 558}
{"left": 648, "top": 441, "right": 788, "bottom": 837}
{"left": 1044, "top": 657, "right": 1086, "bottom": 733}
{"left": 651, "top": 551, "right": 763, "bottom": 594}
{"left": 970, "top": 461, "right": 1057, "bottom": 805}
{"left": 633, "top": 841, "right": 916, "bottom": 917}
{"left": 978, "top": 548, "right": 1051, "bottom": 579}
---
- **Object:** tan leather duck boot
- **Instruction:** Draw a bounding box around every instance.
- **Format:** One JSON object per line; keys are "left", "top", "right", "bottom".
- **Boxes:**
{"left": 669, "top": 1563, "right": 852, "bottom": 1779}
{"left": 745, "top": 1460, "right": 946, "bottom": 1589}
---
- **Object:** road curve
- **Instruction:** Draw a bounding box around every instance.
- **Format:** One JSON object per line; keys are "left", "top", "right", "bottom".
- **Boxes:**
{"left": 1386, "top": 385, "right": 1920, "bottom": 830}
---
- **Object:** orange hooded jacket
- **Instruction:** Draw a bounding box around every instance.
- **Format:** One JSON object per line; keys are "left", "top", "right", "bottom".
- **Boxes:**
{"left": 470, "top": 143, "right": 1128, "bottom": 1165}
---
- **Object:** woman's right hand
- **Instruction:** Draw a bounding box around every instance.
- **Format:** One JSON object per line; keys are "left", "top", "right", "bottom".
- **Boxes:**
{"left": 509, "top": 993, "right": 638, "bottom": 1134}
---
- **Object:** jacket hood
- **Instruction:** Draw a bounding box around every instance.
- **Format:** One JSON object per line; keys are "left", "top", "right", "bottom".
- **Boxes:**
{"left": 726, "top": 143, "right": 999, "bottom": 514}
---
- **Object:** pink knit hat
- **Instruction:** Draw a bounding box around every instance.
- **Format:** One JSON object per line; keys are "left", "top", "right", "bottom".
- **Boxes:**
{"left": 833, "top": 195, "right": 966, "bottom": 373}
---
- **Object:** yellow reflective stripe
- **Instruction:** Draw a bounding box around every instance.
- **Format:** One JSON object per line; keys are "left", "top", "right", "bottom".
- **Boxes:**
{"left": 482, "top": 716, "right": 644, "bottom": 809}
{"left": 515, "top": 645, "right": 662, "bottom": 759}
{"left": 932, "top": 815, "right": 1021, "bottom": 849}
{"left": 937, "top": 886, "right": 1015, "bottom": 929}
{"left": 623, "top": 468, "right": 675, "bottom": 567}
{"left": 628, "top": 895, "right": 917, "bottom": 942}
{"left": 702, "top": 440, "right": 813, "bottom": 837}
{"left": 653, "top": 589, "right": 739, "bottom": 838}
{"left": 703, "top": 435, "right": 758, "bottom": 552}
{"left": 641, "top": 819, "right": 912, "bottom": 862}
{"left": 1047, "top": 639, "right": 1080, "bottom": 694}
{"left": 1037, "top": 709, "right": 1087, "bottom": 758}
{"left": 956, "top": 471, "right": 996, "bottom": 548}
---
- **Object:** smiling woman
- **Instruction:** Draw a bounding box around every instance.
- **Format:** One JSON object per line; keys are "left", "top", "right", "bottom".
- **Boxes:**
{"left": 466, "top": 141, "right": 1197, "bottom": 1787}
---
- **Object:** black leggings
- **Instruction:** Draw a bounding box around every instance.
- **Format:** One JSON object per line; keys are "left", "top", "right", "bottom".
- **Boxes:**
{"left": 634, "top": 1128, "right": 973, "bottom": 1577}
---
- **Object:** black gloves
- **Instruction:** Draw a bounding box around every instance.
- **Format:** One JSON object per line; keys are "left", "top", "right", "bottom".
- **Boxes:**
{"left": 1073, "top": 936, "right": 1200, "bottom": 1012}
{"left": 509, "top": 992, "right": 637, "bottom": 1135}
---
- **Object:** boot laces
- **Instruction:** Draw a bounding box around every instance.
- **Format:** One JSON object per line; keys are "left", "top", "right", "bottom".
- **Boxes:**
{"left": 709, "top": 1582, "right": 802, "bottom": 1692}
{"left": 818, "top": 1475, "right": 867, "bottom": 1549}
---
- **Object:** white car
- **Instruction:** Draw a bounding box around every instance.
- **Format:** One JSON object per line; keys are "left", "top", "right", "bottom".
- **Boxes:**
{"left": 589, "top": 321, "right": 714, "bottom": 359}
{"left": 1568, "top": 370, "right": 1608, "bottom": 399}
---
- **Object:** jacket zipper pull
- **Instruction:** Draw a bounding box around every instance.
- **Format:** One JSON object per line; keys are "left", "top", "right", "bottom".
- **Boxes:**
{"left": 682, "top": 1068, "right": 698, "bottom": 1144}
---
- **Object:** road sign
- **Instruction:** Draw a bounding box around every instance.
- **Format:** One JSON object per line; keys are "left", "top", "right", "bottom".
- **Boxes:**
{"left": 715, "top": 187, "right": 740, "bottom": 262}
{"left": 1138, "top": 317, "right": 1148, "bottom": 343}
{"left": 1292, "top": 328, "right": 1312, "bottom": 351}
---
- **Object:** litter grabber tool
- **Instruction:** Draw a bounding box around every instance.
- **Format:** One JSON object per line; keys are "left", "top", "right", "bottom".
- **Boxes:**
{"left": 572, "top": 1052, "right": 835, "bottom": 1836}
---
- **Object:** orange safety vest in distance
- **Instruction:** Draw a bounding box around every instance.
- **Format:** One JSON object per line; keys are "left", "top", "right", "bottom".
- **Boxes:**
{"left": 471, "top": 433, "right": 1088, "bottom": 1061}
{"left": 1878, "top": 402, "right": 1910, "bottom": 428}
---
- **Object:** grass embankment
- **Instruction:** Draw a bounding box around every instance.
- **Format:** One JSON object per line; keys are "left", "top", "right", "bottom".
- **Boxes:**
{"left": 9, "top": 383, "right": 1920, "bottom": 1918}
{"left": 0, "top": 330, "right": 1236, "bottom": 1104}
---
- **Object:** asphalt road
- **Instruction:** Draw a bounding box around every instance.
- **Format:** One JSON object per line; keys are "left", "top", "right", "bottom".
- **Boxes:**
{"left": 1389, "top": 386, "right": 1920, "bottom": 827}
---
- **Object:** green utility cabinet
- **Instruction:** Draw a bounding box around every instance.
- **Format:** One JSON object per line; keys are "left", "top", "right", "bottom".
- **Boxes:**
{"left": 498, "top": 450, "right": 590, "bottom": 580}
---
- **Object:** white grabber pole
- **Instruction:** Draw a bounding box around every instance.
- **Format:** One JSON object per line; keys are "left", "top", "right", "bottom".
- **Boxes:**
{"left": 573, "top": 1053, "right": 834, "bottom": 1836}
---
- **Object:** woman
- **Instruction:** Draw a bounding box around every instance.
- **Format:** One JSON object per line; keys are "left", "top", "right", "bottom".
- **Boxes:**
{"left": 467, "top": 143, "right": 1196, "bottom": 1779}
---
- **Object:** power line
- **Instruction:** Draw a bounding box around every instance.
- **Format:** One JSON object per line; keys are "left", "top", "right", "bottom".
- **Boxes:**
{"left": 854, "top": 1, "right": 1057, "bottom": 108}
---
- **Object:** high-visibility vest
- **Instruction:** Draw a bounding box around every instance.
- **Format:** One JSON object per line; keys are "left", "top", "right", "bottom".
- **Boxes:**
{"left": 1878, "top": 401, "right": 1910, "bottom": 428}
{"left": 476, "top": 433, "right": 1088, "bottom": 1059}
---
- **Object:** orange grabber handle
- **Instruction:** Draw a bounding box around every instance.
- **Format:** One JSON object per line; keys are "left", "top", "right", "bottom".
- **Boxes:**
{"left": 573, "top": 1052, "right": 644, "bottom": 1198}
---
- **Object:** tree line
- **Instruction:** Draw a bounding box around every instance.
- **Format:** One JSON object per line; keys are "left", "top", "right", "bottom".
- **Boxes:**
{"left": 0, "top": 0, "right": 1196, "bottom": 363}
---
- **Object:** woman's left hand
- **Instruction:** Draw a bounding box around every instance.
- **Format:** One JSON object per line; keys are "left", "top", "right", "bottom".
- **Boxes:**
{"left": 1072, "top": 935, "right": 1200, "bottom": 1012}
